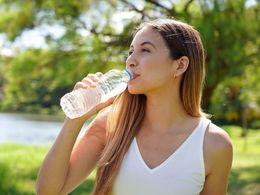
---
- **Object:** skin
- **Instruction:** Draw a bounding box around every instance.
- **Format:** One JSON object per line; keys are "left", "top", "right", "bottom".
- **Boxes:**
{"left": 36, "top": 26, "right": 233, "bottom": 195}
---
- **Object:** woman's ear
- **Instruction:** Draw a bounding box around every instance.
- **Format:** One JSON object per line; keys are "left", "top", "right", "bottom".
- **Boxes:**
{"left": 173, "top": 56, "right": 189, "bottom": 77}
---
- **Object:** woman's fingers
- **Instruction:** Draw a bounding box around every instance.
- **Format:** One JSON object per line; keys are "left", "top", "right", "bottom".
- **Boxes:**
{"left": 95, "top": 72, "right": 103, "bottom": 77}
{"left": 82, "top": 77, "right": 97, "bottom": 88}
{"left": 73, "top": 72, "right": 103, "bottom": 91}
{"left": 73, "top": 82, "right": 88, "bottom": 90}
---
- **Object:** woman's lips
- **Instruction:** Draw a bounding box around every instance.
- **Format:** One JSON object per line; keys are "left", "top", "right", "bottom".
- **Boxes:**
{"left": 132, "top": 73, "right": 140, "bottom": 79}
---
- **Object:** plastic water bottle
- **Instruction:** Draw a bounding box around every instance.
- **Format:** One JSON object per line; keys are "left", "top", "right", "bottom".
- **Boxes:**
{"left": 60, "top": 69, "right": 133, "bottom": 119}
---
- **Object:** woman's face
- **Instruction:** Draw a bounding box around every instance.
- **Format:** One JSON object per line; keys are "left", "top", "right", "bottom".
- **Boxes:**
{"left": 126, "top": 26, "right": 176, "bottom": 95}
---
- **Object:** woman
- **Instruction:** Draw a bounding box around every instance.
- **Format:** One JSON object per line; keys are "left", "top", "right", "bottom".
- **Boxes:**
{"left": 36, "top": 18, "right": 233, "bottom": 195}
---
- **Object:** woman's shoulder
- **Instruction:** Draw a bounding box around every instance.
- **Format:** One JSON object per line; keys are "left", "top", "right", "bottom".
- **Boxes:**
{"left": 205, "top": 122, "right": 233, "bottom": 152}
{"left": 204, "top": 121, "right": 233, "bottom": 174}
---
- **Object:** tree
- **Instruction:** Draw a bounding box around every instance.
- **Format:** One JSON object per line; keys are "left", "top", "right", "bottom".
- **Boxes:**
{"left": 0, "top": 0, "right": 129, "bottom": 113}
{"left": 195, "top": 0, "right": 260, "bottom": 110}
{"left": 0, "top": 0, "right": 259, "bottom": 119}
{"left": 211, "top": 63, "right": 260, "bottom": 135}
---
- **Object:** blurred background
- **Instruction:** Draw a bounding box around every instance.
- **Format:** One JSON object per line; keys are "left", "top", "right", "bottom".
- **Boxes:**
{"left": 0, "top": 0, "right": 259, "bottom": 194}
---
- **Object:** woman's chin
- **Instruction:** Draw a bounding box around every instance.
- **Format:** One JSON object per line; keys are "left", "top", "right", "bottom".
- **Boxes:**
{"left": 127, "top": 87, "right": 142, "bottom": 95}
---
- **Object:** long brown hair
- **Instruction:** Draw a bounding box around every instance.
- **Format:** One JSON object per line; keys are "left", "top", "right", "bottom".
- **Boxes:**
{"left": 92, "top": 18, "right": 205, "bottom": 194}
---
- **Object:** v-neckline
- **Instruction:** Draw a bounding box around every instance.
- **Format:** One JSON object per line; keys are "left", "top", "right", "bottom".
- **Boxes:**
{"left": 133, "top": 117, "right": 203, "bottom": 172}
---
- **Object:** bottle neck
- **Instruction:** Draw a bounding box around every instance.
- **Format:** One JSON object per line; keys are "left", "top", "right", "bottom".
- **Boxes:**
{"left": 125, "top": 69, "right": 133, "bottom": 80}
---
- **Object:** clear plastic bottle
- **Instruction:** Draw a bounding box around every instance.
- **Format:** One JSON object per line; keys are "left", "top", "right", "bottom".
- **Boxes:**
{"left": 60, "top": 69, "right": 133, "bottom": 119}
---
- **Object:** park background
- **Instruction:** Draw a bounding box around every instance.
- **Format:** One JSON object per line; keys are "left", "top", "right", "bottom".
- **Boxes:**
{"left": 0, "top": 0, "right": 259, "bottom": 194}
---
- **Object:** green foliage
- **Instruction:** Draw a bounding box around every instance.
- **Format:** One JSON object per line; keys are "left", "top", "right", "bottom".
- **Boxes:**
{"left": 0, "top": 1, "right": 36, "bottom": 40}
{"left": 1, "top": 47, "right": 104, "bottom": 113}
{"left": 0, "top": 0, "right": 131, "bottom": 114}
{"left": 193, "top": 0, "right": 260, "bottom": 109}
{"left": 211, "top": 77, "right": 242, "bottom": 121}
{"left": 211, "top": 64, "right": 260, "bottom": 123}
{"left": 1, "top": 38, "right": 126, "bottom": 114}
{"left": 0, "top": 0, "right": 259, "bottom": 121}
{"left": 2, "top": 49, "right": 57, "bottom": 112}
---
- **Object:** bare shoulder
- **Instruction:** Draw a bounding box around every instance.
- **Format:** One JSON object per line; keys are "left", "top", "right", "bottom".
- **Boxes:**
{"left": 204, "top": 121, "right": 233, "bottom": 175}
{"left": 205, "top": 122, "right": 233, "bottom": 152}
{"left": 201, "top": 123, "right": 233, "bottom": 195}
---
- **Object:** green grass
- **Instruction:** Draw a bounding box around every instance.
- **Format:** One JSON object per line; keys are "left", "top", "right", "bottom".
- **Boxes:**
{"left": 224, "top": 126, "right": 260, "bottom": 195}
{"left": 0, "top": 125, "right": 260, "bottom": 195}
{"left": 0, "top": 144, "right": 95, "bottom": 195}
{"left": 0, "top": 144, "right": 49, "bottom": 194}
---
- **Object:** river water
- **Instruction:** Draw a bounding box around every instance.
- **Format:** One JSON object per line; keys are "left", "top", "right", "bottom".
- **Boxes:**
{"left": 0, "top": 113, "right": 89, "bottom": 145}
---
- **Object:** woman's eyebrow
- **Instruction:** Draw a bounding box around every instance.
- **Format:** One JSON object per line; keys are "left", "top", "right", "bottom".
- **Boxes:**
{"left": 130, "top": 41, "right": 156, "bottom": 49}
{"left": 140, "top": 41, "right": 156, "bottom": 49}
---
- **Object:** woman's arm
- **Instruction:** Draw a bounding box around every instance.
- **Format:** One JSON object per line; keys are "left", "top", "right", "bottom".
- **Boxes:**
{"left": 59, "top": 108, "right": 109, "bottom": 194}
{"left": 200, "top": 124, "right": 233, "bottom": 195}
{"left": 36, "top": 115, "right": 90, "bottom": 195}
{"left": 36, "top": 72, "right": 113, "bottom": 195}
{"left": 36, "top": 107, "right": 111, "bottom": 195}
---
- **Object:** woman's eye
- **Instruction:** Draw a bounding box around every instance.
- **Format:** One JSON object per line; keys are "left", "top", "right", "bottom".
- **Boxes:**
{"left": 128, "top": 48, "right": 150, "bottom": 56}
{"left": 142, "top": 49, "right": 150, "bottom": 53}
{"left": 128, "top": 50, "right": 133, "bottom": 56}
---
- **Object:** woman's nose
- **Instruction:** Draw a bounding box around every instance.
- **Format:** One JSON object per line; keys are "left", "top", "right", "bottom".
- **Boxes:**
{"left": 129, "top": 63, "right": 137, "bottom": 68}
{"left": 126, "top": 55, "right": 138, "bottom": 69}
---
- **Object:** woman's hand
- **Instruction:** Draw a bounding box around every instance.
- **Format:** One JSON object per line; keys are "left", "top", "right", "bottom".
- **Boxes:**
{"left": 71, "top": 72, "right": 115, "bottom": 121}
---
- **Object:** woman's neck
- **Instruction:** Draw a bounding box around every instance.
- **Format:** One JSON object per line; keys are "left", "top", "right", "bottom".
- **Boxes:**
{"left": 142, "top": 90, "right": 193, "bottom": 134}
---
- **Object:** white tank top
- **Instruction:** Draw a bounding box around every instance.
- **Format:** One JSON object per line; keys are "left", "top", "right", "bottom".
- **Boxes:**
{"left": 112, "top": 117, "right": 210, "bottom": 195}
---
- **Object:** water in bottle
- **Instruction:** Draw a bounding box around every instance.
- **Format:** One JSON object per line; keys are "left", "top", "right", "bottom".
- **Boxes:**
{"left": 60, "top": 69, "right": 133, "bottom": 119}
